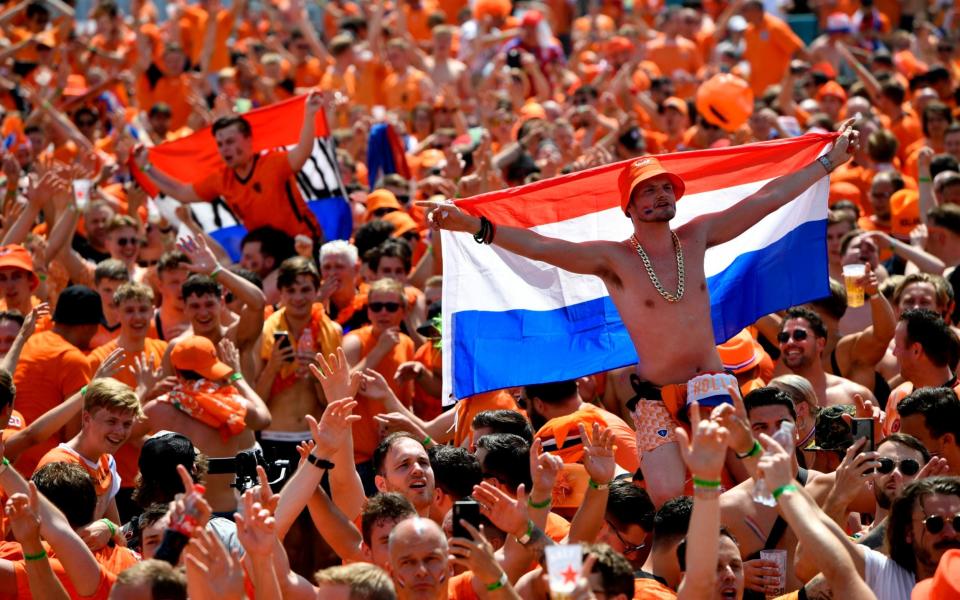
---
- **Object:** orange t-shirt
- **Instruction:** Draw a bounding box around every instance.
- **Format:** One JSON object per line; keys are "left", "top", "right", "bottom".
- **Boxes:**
{"left": 180, "top": 5, "right": 234, "bottom": 72}
{"left": 412, "top": 341, "right": 442, "bottom": 421}
{"left": 136, "top": 68, "right": 193, "bottom": 130}
{"left": 88, "top": 338, "right": 167, "bottom": 488}
{"left": 634, "top": 575, "right": 678, "bottom": 599}
{"left": 383, "top": 68, "right": 429, "bottom": 112}
{"left": 453, "top": 390, "right": 522, "bottom": 448}
{"left": 12, "top": 331, "right": 91, "bottom": 475}
{"left": 881, "top": 108, "right": 924, "bottom": 163}
{"left": 294, "top": 57, "right": 327, "bottom": 89}
{"left": 645, "top": 35, "right": 703, "bottom": 99}
{"left": 193, "top": 150, "right": 324, "bottom": 240}
{"left": 743, "top": 13, "right": 804, "bottom": 96}
{"left": 538, "top": 404, "right": 641, "bottom": 473}
{"left": 354, "top": 58, "right": 388, "bottom": 108}
{"left": 36, "top": 445, "right": 117, "bottom": 500}
{"left": 401, "top": 0, "right": 440, "bottom": 42}
{"left": 0, "top": 540, "right": 138, "bottom": 600}
{"left": 347, "top": 325, "right": 416, "bottom": 463}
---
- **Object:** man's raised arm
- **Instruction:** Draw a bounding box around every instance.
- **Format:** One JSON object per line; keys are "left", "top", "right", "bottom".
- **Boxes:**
{"left": 699, "top": 120, "right": 860, "bottom": 248}
{"left": 417, "top": 200, "right": 616, "bottom": 277}
{"left": 287, "top": 91, "right": 324, "bottom": 172}
{"left": 134, "top": 146, "right": 204, "bottom": 203}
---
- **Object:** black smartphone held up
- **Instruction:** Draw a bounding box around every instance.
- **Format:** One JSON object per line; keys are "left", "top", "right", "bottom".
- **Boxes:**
{"left": 851, "top": 418, "right": 875, "bottom": 453}
{"left": 452, "top": 500, "right": 482, "bottom": 539}
{"left": 273, "top": 331, "right": 292, "bottom": 360}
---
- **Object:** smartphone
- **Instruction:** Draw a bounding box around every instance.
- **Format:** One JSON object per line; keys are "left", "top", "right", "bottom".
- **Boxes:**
{"left": 273, "top": 331, "right": 292, "bottom": 360}
{"left": 452, "top": 500, "right": 481, "bottom": 539}
{"left": 851, "top": 418, "right": 874, "bottom": 453}
{"left": 506, "top": 48, "right": 522, "bottom": 69}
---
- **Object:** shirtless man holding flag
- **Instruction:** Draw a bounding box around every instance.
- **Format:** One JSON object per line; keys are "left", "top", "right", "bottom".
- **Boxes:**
{"left": 421, "top": 121, "right": 860, "bottom": 501}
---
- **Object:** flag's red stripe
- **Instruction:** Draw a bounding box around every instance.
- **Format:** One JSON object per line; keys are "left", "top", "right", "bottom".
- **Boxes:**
{"left": 458, "top": 133, "right": 837, "bottom": 228}
{"left": 131, "top": 95, "right": 328, "bottom": 194}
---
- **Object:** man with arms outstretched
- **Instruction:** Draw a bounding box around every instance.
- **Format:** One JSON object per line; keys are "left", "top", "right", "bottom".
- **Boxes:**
{"left": 422, "top": 121, "right": 861, "bottom": 504}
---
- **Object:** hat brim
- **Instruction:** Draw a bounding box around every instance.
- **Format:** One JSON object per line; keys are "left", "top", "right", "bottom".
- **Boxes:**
{"left": 622, "top": 170, "right": 686, "bottom": 213}
{"left": 199, "top": 361, "right": 234, "bottom": 381}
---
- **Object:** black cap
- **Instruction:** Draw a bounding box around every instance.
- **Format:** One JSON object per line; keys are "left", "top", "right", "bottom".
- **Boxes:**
{"left": 417, "top": 301, "right": 442, "bottom": 338}
{"left": 139, "top": 432, "right": 197, "bottom": 477}
{"left": 52, "top": 285, "right": 105, "bottom": 326}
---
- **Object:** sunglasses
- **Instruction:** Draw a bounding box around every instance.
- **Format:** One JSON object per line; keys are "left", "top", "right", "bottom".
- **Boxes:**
{"left": 369, "top": 302, "right": 401, "bottom": 313}
{"left": 922, "top": 513, "right": 960, "bottom": 535}
{"left": 371, "top": 208, "right": 397, "bottom": 217}
{"left": 77, "top": 120, "right": 97, "bottom": 127}
{"left": 137, "top": 259, "right": 159, "bottom": 268}
{"left": 116, "top": 237, "right": 141, "bottom": 247}
{"left": 777, "top": 329, "right": 809, "bottom": 343}
{"left": 876, "top": 457, "right": 920, "bottom": 476}
{"left": 606, "top": 520, "right": 645, "bottom": 556}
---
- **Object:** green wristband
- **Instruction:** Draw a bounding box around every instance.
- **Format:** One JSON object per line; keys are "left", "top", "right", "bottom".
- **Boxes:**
{"left": 421, "top": 435, "right": 432, "bottom": 446}
{"left": 486, "top": 572, "right": 507, "bottom": 591}
{"left": 691, "top": 477, "right": 722, "bottom": 488}
{"left": 80, "top": 385, "right": 87, "bottom": 396}
{"left": 527, "top": 495, "right": 552, "bottom": 509}
{"left": 101, "top": 519, "right": 116, "bottom": 537}
{"left": 23, "top": 549, "right": 47, "bottom": 561}
{"left": 229, "top": 372, "right": 243, "bottom": 382}
{"left": 210, "top": 265, "right": 223, "bottom": 279}
{"left": 2, "top": 458, "right": 9, "bottom": 466}
{"left": 919, "top": 176, "right": 932, "bottom": 183}
{"left": 736, "top": 440, "right": 762, "bottom": 459}
{"left": 588, "top": 478, "right": 610, "bottom": 490}
{"left": 772, "top": 484, "right": 798, "bottom": 500}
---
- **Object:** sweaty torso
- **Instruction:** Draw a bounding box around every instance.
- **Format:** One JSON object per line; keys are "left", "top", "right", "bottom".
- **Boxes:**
{"left": 602, "top": 226, "right": 722, "bottom": 385}
{"left": 266, "top": 379, "right": 323, "bottom": 431}
{"left": 823, "top": 373, "right": 873, "bottom": 407}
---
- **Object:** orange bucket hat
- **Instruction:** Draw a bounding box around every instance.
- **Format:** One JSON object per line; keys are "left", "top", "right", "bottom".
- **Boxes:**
{"left": 618, "top": 157, "right": 686, "bottom": 214}
{"left": 717, "top": 329, "right": 762, "bottom": 374}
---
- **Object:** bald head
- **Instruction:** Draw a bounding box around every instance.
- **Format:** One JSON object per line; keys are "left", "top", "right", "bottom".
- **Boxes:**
{"left": 388, "top": 518, "right": 448, "bottom": 600}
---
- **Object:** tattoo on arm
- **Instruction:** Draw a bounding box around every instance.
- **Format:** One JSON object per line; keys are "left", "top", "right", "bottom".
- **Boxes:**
{"left": 803, "top": 574, "right": 834, "bottom": 600}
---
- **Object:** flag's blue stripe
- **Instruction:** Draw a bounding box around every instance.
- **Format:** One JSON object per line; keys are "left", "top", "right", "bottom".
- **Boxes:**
{"left": 451, "top": 219, "right": 829, "bottom": 398}
{"left": 207, "top": 197, "right": 353, "bottom": 263}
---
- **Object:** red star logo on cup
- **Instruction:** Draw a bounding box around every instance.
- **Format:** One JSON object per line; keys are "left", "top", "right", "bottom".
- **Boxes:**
{"left": 561, "top": 565, "right": 578, "bottom": 585}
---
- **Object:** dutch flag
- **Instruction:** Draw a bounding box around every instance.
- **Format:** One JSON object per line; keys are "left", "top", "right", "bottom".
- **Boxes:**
{"left": 441, "top": 134, "right": 836, "bottom": 404}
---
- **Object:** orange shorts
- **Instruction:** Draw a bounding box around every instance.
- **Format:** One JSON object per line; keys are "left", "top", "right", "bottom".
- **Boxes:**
{"left": 631, "top": 398, "right": 679, "bottom": 455}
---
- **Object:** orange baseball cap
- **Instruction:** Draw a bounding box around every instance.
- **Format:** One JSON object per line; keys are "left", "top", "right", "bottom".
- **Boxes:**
{"left": 829, "top": 181, "right": 862, "bottom": 206}
{"left": 816, "top": 80, "right": 848, "bottom": 103}
{"left": 911, "top": 549, "right": 960, "bottom": 599}
{"left": 170, "top": 335, "right": 233, "bottom": 380}
{"left": 717, "top": 329, "right": 762, "bottom": 374}
{"left": 473, "top": 0, "right": 511, "bottom": 21}
{"left": 662, "top": 96, "right": 689, "bottom": 117}
{"left": 383, "top": 211, "right": 420, "bottom": 238}
{"left": 890, "top": 189, "right": 920, "bottom": 238}
{"left": 365, "top": 189, "right": 403, "bottom": 220}
{"left": 605, "top": 36, "right": 634, "bottom": 55}
{"left": 0, "top": 245, "right": 38, "bottom": 290}
{"left": 618, "top": 157, "right": 686, "bottom": 214}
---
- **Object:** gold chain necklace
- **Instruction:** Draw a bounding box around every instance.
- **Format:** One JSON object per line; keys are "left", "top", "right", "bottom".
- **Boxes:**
{"left": 629, "top": 231, "right": 685, "bottom": 303}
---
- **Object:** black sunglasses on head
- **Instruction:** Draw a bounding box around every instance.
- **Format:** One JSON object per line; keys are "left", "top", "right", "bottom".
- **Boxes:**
{"left": 777, "top": 329, "right": 809, "bottom": 343}
{"left": 876, "top": 457, "right": 920, "bottom": 476}
{"left": 369, "top": 302, "right": 400, "bottom": 313}
{"left": 922, "top": 513, "right": 960, "bottom": 535}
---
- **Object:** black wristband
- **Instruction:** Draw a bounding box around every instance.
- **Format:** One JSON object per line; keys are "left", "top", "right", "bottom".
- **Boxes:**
{"left": 306, "top": 454, "right": 335, "bottom": 470}
{"left": 474, "top": 216, "right": 492, "bottom": 244}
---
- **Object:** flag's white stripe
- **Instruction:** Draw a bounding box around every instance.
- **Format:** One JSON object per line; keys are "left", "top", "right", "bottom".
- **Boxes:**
{"left": 443, "top": 176, "right": 827, "bottom": 315}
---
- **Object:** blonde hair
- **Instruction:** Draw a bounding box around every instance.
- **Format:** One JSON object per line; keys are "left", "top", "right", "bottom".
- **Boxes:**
{"left": 113, "top": 281, "right": 155, "bottom": 306}
{"left": 84, "top": 377, "right": 144, "bottom": 419}
{"left": 369, "top": 278, "right": 406, "bottom": 307}
{"left": 768, "top": 375, "right": 819, "bottom": 410}
{"left": 106, "top": 214, "right": 139, "bottom": 234}
{"left": 313, "top": 563, "right": 395, "bottom": 600}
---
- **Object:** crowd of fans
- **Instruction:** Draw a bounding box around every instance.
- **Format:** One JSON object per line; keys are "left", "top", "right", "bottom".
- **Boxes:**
{"left": 0, "top": 0, "right": 959, "bottom": 598}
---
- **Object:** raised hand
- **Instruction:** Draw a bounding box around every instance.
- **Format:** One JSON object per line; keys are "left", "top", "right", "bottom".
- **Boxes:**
{"left": 711, "top": 384, "right": 754, "bottom": 456}
{"left": 131, "top": 351, "right": 163, "bottom": 399}
{"left": 580, "top": 423, "right": 615, "bottom": 486}
{"left": 374, "top": 327, "right": 402, "bottom": 353}
{"left": 676, "top": 401, "right": 730, "bottom": 481}
{"left": 756, "top": 433, "right": 793, "bottom": 491}
{"left": 448, "top": 520, "right": 508, "bottom": 590}
{"left": 374, "top": 412, "right": 424, "bottom": 439}
{"left": 305, "top": 397, "right": 361, "bottom": 458}
{"left": 234, "top": 488, "right": 277, "bottom": 555}
{"left": 18, "top": 303, "right": 50, "bottom": 341}
{"left": 472, "top": 480, "right": 530, "bottom": 538}
{"left": 246, "top": 465, "right": 280, "bottom": 514}
{"left": 916, "top": 455, "right": 951, "bottom": 479}
{"left": 828, "top": 437, "right": 878, "bottom": 509}
{"left": 217, "top": 338, "right": 241, "bottom": 374}
{"left": 176, "top": 235, "right": 220, "bottom": 276}
{"left": 169, "top": 464, "right": 212, "bottom": 530}
{"left": 309, "top": 347, "right": 360, "bottom": 402}
{"left": 93, "top": 347, "right": 127, "bottom": 381}
{"left": 304, "top": 89, "right": 324, "bottom": 116}
{"left": 394, "top": 361, "right": 426, "bottom": 383}
{"left": 826, "top": 118, "right": 862, "bottom": 166}
{"left": 184, "top": 526, "right": 245, "bottom": 600}
{"left": 416, "top": 198, "right": 478, "bottom": 233}
{"left": 5, "top": 482, "right": 41, "bottom": 547}
{"left": 529, "top": 437, "right": 562, "bottom": 500}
